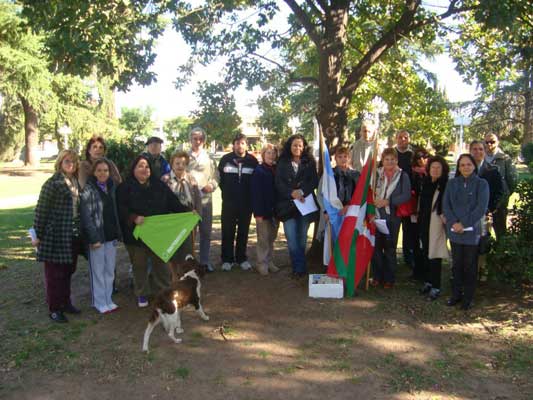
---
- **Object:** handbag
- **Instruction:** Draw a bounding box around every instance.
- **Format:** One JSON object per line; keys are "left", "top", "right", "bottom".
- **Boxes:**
{"left": 396, "top": 190, "right": 417, "bottom": 217}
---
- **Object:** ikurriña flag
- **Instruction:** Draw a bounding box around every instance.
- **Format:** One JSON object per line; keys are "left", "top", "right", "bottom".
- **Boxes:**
{"left": 326, "top": 157, "right": 376, "bottom": 297}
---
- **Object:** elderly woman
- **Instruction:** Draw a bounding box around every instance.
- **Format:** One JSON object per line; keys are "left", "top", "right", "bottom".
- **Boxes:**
{"left": 371, "top": 148, "right": 412, "bottom": 288}
{"left": 116, "top": 155, "right": 188, "bottom": 308}
{"left": 167, "top": 150, "right": 202, "bottom": 262}
{"left": 33, "top": 150, "right": 83, "bottom": 323}
{"left": 417, "top": 155, "right": 449, "bottom": 300}
{"left": 78, "top": 136, "right": 122, "bottom": 189}
{"left": 80, "top": 158, "right": 122, "bottom": 314}
{"left": 443, "top": 154, "right": 489, "bottom": 310}
{"left": 251, "top": 143, "right": 280, "bottom": 275}
{"left": 275, "top": 134, "right": 319, "bottom": 279}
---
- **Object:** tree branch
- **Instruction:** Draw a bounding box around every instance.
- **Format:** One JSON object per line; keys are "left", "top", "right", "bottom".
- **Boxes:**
{"left": 250, "top": 52, "right": 319, "bottom": 86}
{"left": 305, "top": 0, "right": 324, "bottom": 19}
{"left": 284, "top": 0, "right": 322, "bottom": 47}
{"left": 289, "top": 76, "right": 320, "bottom": 85}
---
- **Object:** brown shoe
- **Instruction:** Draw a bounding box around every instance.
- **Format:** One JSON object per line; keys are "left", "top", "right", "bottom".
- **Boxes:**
{"left": 370, "top": 279, "right": 381, "bottom": 287}
{"left": 383, "top": 282, "right": 394, "bottom": 289}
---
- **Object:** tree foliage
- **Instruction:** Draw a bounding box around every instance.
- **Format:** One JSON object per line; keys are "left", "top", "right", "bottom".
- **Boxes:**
{"left": 164, "top": 115, "right": 192, "bottom": 146}
{"left": 172, "top": 0, "right": 473, "bottom": 147}
{"left": 190, "top": 81, "right": 242, "bottom": 146}
{"left": 118, "top": 106, "right": 155, "bottom": 142}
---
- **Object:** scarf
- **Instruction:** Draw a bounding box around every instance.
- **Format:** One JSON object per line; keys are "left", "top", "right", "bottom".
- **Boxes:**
{"left": 375, "top": 166, "right": 402, "bottom": 216}
{"left": 63, "top": 174, "right": 80, "bottom": 217}
{"left": 169, "top": 171, "right": 194, "bottom": 209}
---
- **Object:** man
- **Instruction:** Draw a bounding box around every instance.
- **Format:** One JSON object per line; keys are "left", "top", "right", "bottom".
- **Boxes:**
{"left": 142, "top": 136, "right": 171, "bottom": 182}
{"left": 218, "top": 133, "right": 258, "bottom": 271}
{"left": 470, "top": 140, "right": 505, "bottom": 216}
{"left": 394, "top": 130, "right": 415, "bottom": 268}
{"left": 350, "top": 120, "right": 381, "bottom": 172}
{"left": 484, "top": 133, "right": 518, "bottom": 239}
{"left": 187, "top": 127, "right": 219, "bottom": 272}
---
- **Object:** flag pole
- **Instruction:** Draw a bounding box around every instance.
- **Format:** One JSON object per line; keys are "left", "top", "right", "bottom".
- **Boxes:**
{"left": 365, "top": 128, "right": 380, "bottom": 290}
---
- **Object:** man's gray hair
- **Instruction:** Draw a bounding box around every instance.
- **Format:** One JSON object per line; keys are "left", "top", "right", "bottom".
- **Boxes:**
{"left": 189, "top": 126, "right": 207, "bottom": 142}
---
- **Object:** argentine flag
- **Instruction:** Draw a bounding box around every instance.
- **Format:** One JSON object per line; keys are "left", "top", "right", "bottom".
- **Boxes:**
{"left": 316, "top": 119, "right": 343, "bottom": 265}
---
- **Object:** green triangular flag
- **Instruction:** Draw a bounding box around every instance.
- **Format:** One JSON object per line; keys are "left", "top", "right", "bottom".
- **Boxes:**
{"left": 133, "top": 212, "right": 201, "bottom": 262}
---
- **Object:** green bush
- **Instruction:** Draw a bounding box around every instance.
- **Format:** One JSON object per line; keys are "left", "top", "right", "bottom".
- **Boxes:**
{"left": 499, "top": 141, "right": 520, "bottom": 160}
{"left": 488, "top": 179, "right": 533, "bottom": 285}
{"left": 522, "top": 142, "right": 533, "bottom": 165}
{"left": 105, "top": 138, "right": 145, "bottom": 178}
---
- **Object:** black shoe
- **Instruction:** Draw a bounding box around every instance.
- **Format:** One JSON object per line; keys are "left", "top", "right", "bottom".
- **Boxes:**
{"left": 428, "top": 288, "right": 441, "bottom": 301}
{"left": 419, "top": 283, "right": 432, "bottom": 295}
{"left": 64, "top": 304, "right": 81, "bottom": 314}
{"left": 461, "top": 301, "right": 473, "bottom": 311}
{"left": 50, "top": 311, "right": 68, "bottom": 323}
{"left": 447, "top": 297, "right": 462, "bottom": 307}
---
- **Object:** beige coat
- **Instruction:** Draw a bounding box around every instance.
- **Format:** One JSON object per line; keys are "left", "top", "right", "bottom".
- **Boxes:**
{"left": 428, "top": 189, "right": 449, "bottom": 260}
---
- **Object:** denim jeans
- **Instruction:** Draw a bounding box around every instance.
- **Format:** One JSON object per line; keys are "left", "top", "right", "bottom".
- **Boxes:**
{"left": 283, "top": 214, "right": 313, "bottom": 274}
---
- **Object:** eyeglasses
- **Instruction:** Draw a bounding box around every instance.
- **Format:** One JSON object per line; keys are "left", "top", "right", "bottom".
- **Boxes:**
{"left": 485, "top": 140, "right": 496, "bottom": 144}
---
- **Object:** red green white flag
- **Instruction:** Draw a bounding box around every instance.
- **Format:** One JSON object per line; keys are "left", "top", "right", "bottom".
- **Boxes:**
{"left": 326, "top": 157, "right": 376, "bottom": 297}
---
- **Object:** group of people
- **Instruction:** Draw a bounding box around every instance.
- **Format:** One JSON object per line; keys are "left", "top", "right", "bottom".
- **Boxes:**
{"left": 32, "top": 122, "right": 517, "bottom": 323}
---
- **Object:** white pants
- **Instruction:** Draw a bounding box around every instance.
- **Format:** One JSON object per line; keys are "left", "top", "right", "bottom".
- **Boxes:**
{"left": 88, "top": 241, "right": 117, "bottom": 311}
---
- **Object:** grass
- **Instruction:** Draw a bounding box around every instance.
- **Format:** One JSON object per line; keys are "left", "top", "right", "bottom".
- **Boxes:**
{"left": 0, "top": 206, "right": 35, "bottom": 264}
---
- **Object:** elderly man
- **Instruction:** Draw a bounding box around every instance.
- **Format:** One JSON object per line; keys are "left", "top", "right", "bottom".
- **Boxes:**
{"left": 484, "top": 133, "right": 518, "bottom": 239}
{"left": 350, "top": 120, "right": 381, "bottom": 172}
{"left": 187, "top": 127, "right": 219, "bottom": 272}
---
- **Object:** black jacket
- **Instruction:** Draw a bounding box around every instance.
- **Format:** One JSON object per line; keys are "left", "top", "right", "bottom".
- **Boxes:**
{"left": 116, "top": 177, "right": 188, "bottom": 246}
{"left": 251, "top": 163, "right": 276, "bottom": 219}
{"left": 275, "top": 156, "right": 319, "bottom": 221}
{"left": 218, "top": 151, "right": 258, "bottom": 210}
{"left": 478, "top": 162, "right": 505, "bottom": 213}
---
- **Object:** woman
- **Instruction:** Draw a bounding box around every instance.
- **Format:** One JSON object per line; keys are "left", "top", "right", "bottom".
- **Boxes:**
{"left": 275, "top": 134, "right": 319, "bottom": 278}
{"left": 33, "top": 150, "right": 83, "bottom": 323}
{"left": 417, "top": 155, "right": 449, "bottom": 300}
{"left": 410, "top": 149, "right": 429, "bottom": 281}
{"left": 443, "top": 154, "right": 489, "bottom": 310}
{"left": 167, "top": 150, "right": 202, "bottom": 263}
{"left": 79, "top": 136, "right": 122, "bottom": 189}
{"left": 251, "top": 143, "right": 280, "bottom": 275}
{"left": 116, "top": 155, "right": 188, "bottom": 308}
{"left": 80, "top": 158, "right": 122, "bottom": 314}
{"left": 371, "top": 148, "right": 412, "bottom": 288}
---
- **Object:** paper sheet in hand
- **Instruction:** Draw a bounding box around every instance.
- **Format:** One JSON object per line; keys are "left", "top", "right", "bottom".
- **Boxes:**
{"left": 133, "top": 212, "right": 201, "bottom": 262}
{"left": 293, "top": 194, "right": 318, "bottom": 216}
{"left": 450, "top": 226, "right": 474, "bottom": 232}
{"left": 375, "top": 219, "right": 389, "bottom": 235}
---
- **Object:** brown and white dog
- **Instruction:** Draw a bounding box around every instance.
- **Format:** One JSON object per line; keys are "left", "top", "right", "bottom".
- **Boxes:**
{"left": 142, "top": 256, "right": 209, "bottom": 352}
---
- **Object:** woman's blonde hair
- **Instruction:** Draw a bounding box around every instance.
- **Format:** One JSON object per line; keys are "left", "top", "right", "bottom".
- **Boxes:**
{"left": 55, "top": 149, "right": 79, "bottom": 175}
{"left": 260, "top": 143, "right": 279, "bottom": 161}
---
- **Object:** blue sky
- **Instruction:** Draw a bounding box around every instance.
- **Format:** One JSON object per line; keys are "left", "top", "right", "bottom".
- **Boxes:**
{"left": 115, "top": 27, "right": 478, "bottom": 121}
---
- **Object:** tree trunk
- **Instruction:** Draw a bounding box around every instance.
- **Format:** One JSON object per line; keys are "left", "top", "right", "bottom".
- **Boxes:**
{"left": 523, "top": 68, "right": 533, "bottom": 145}
{"left": 20, "top": 96, "right": 40, "bottom": 167}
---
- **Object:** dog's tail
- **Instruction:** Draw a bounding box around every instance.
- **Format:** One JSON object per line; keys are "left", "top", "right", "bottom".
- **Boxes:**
{"left": 185, "top": 254, "right": 194, "bottom": 261}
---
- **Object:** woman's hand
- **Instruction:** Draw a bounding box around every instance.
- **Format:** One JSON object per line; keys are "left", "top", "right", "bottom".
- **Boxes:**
{"left": 291, "top": 189, "right": 304, "bottom": 202}
{"left": 440, "top": 215, "right": 447, "bottom": 225}
{"left": 451, "top": 222, "right": 464, "bottom": 234}
{"left": 134, "top": 216, "right": 145, "bottom": 225}
{"left": 31, "top": 238, "right": 40, "bottom": 247}
{"left": 91, "top": 242, "right": 102, "bottom": 249}
{"left": 375, "top": 198, "right": 389, "bottom": 208}
{"left": 202, "top": 184, "right": 214, "bottom": 194}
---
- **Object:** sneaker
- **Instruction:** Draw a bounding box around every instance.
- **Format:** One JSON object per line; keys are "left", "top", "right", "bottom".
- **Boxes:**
{"left": 137, "top": 296, "right": 149, "bottom": 308}
{"left": 221, "top": 262, "right": 233, "bottom": 271}
{"left": 268, "top": 262, "right": 280, "bottom": 273}
{"left": 240, "top": 261, "right": 252, "bottom": 271}
{"left": 106, "top": 303, "right": 120, "bottom": 313}
{"left": 50, "top": 311, "right": 68, "bottom": 323}
{"left": 206, "top": 263, "right": 215, "bottom": 273}
{"left": 95, "top": 305, "right": 110, "bottom": 314}
{"left": 428, "top": 288, "right": 440, "bottom": 301}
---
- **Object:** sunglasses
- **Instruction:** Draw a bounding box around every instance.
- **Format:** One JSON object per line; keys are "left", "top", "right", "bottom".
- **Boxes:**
{"left": 485, "top": 140, "right": 496, "bottom": 144}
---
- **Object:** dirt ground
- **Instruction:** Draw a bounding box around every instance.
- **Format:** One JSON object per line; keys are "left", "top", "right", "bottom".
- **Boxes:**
{"left": 0, "top": 170, "right": 532, "bottom": 399}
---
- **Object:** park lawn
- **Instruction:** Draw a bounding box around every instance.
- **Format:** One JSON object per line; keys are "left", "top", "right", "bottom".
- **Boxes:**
{"left": 0, "top": 163, "right": 53, "bottom": 200}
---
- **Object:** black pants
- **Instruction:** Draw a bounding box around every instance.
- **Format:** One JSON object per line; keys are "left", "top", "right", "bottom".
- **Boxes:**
{"left": 221, "top": 203, "right": 252, "bottom": 264}
{"left": 450, "top": 242, "right": 479, "bottom": 304}
{"left": 401, "top": 217, "right": 415, "bottom": 267}
{"left": 372, "top": 218, "right": 401, "bottom": 284}
{"left": 492, "top": 205, "right": 508, "bottom": 241}
{"left": 419, "top": 228, "right": 442, "bottom": 289}
{"left": 411, "top": 222, "right": 426, "bottom": 281}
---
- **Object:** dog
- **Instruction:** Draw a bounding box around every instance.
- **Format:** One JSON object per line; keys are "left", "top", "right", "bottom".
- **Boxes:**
{"left": 142, "top": 256, "right": 209, "bottom": 352}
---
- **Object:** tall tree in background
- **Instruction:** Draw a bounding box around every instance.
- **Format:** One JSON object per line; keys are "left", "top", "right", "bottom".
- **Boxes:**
{"left": 173, "top": 0, "right": 474, "bottom": 147}
{"left": 451, "top": 0, "right": 533, "bottom": 145}
{"left": 190, "top": 81, "right": 242, "bottom": 146}
{"left": 119, "top": 107, "right": 155, "bottom": 143}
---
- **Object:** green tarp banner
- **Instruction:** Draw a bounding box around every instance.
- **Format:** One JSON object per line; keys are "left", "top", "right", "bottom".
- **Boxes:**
{"left": 133, "top": 212, "right": 201, "bottom": 262}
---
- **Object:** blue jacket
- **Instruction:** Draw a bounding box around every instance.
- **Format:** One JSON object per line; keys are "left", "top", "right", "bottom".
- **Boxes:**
{"left": 443, "top": 174, "right": 489, "bottom": 245}
{"left": 251, "top": 163, "right": 276, "bottom": 219}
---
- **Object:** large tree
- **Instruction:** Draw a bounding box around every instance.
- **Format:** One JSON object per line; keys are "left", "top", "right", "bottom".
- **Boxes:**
{"left": 172, "top": 0, "right": 473, "bottom": 147}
